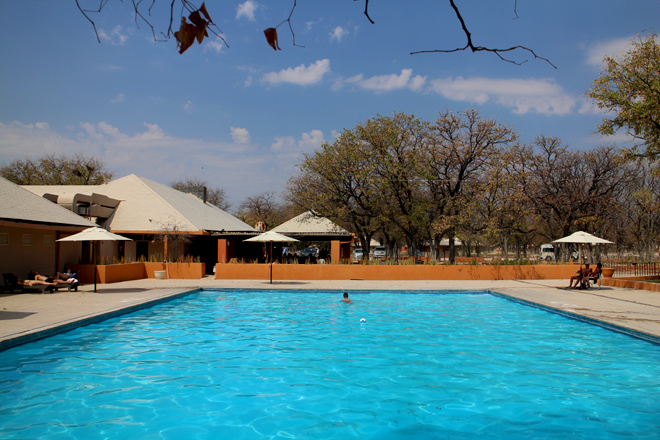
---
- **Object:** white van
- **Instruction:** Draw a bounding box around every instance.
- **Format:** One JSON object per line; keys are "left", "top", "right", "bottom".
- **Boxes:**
{"left": 539, "top": 244, "right": 555, "bottom": 261}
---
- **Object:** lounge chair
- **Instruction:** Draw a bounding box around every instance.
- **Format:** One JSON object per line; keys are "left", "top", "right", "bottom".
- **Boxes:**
{"left": 2, "top": 273, "right": 23, "bottom": 293}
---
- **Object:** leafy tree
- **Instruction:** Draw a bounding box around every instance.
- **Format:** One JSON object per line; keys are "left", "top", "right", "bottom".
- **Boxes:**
{"left": 0, "top": 154, "right": 113, "bottom": 185}
{"left": 285, "top": 128, "right": 382, "bottom": 259}
{"left": 170, "top": 177, "right": 230, "bottom": 210}
{"left": 355, "top": 113, "right": 430, "bottom": 260}
{"left": 424, "top": 109, "right": 518, "bottom": 262}
{"left": 588, "top": 33, "right": 660, "bottom": 161}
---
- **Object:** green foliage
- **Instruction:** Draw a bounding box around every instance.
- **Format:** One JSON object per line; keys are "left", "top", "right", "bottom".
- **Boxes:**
{"left": 588, "top": 33, "right": 660, "bottom": 161}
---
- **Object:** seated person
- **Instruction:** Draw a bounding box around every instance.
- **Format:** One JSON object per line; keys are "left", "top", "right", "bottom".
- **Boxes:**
{"left": 58, "top": 272, "right": 79, "bottom": 285}
{"left": 587, "top": 262, "right": 603, "bottom": 284}
{"left": 567, "top": 264, "right": 590, "bottom": 289}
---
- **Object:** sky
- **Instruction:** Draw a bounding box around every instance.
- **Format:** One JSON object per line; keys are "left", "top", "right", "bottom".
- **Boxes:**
{"left": 0, "top": 1, "right": 658, "bottom": 209}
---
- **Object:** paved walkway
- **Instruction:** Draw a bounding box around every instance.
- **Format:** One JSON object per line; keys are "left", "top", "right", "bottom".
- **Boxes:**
{"left": 2, "top": 277, "right": 659, "bottom": 349}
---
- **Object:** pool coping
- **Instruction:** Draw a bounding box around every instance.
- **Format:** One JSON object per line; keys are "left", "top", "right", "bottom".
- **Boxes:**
{"left": 0, "top": 289, "right": 200, "bottom": 352}
{"left": 489, "top": 290, "right": 660, "bottom": 345}
{"left": 2, "top": 286, "right": 659, "bottom": 352}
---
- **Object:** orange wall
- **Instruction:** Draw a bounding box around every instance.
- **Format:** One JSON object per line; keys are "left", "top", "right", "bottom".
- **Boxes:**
{"left": 144, "top": 262, "right": 206, "bottom": 279}
{"left": 71, "top": 262, "right": 205, "bottom": 283}
{"left": 215, "top": 263, "right": 578, "bottom": 281}
{"left": 601, "top": 276, "right": 660, "bottom": 292}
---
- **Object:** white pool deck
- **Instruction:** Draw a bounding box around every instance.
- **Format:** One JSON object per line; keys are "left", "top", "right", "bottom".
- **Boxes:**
{"left": 2, "top": 277, "right": 660, "bottom": 349}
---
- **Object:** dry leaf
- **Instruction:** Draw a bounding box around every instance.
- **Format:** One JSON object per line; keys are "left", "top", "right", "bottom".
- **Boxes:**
{"left": 199, "top": 2, "right": 213, "bottom": 23}
{"left": 175, "top": 17, "right": 196, "bottom": 54}
{"left": 264, "top": 28, "right": 281, "bottom": 51}
{"left": 188, "top": 10, "right": 208, "bottom": 44}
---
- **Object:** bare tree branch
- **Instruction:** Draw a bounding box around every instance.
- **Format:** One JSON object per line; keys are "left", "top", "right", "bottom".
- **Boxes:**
{"left": 410, "top": 0, "right": 556, "bottom": 68}
{"left": 276, "top": 0, "right": 305, "bottom": 48}
{"left": 362, "top": 0, "right": 375, "bottom": 25}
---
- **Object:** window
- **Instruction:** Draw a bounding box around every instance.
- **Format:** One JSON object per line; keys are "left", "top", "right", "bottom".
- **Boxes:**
{"left": 0, "top": 233, "right": 8, "bottom": 245}
{"left": 44, "top": 235, "right": 54, "bottom": 246}
{"left": 22, "top": 234, "right": 32, "bottom": 246}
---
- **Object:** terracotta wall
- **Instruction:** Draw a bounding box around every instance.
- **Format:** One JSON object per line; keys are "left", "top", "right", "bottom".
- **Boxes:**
{"left": 214, "top": 263, "right": 578, "bottom": 281}
{"left": 144, "top": 262, "right": 206, "bottom": 279}
{"left": 601, "top": 276, "right": 660, "bottom": 292}
{"left": 70, "top": 262, "right": 205, "bottom": 283}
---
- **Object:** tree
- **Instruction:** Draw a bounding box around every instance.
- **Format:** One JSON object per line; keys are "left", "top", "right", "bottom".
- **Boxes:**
{"left": 285, "top": 128, "right": 382, "bottom": 260}
{"left": 507, "top": 137, "right": 631, "bottom": 261}
{"left": 235, "top": 192, "right": 289, "bottom": 231}
{"left": 170, "top": 177, "right": 230, "bottom": 210}
{"left": 76, "top": 0, "right": 553, "bottom": 66}
{"left": 588, "top": 33, "right": 660, "bottom": 161}
{"left": 424, "top": 109, "right": 518, "bottom": 263}
{"left": 0, "top": 154, "right": 113, "bottom": 185}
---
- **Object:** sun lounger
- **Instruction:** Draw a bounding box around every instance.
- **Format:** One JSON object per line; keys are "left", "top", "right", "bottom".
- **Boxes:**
{"left": 2, "top": 273, "right": 23, "bottom": 293}
{"left": 2, "top": 273, "right": 79, "bottom": 294}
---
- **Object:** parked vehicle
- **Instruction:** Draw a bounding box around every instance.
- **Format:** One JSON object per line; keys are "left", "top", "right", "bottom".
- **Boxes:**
{"left": 296, "top": 247, "right": 319, "bottom": 258}
{"left": 539, "top": 244, "right": 555, "bottom": 261}
{"left": 352, "top": 248, "right": 364, "bottom": 263}
{"left": 373, "top": 246, "right": 387, "bottom": 259}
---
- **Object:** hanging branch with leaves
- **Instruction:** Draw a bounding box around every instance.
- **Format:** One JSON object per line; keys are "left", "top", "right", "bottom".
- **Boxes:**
{"left": 76, "top": 0, "right": 553, "bottom": 67}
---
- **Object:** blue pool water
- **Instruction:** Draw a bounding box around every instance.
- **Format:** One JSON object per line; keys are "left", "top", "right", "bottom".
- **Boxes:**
{"left": 1, "top": 290, "right": 659, "bottom": 439}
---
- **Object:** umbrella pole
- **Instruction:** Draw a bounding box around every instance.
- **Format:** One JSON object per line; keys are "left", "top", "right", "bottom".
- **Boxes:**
{"left": 93, "top": 241, "right": 97, "bottom": 293}
{"left": 270, "top": 241, "right": 273, "bottom": 284}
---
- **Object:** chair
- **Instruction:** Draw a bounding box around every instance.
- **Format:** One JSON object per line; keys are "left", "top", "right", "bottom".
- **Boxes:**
{"left": 587, "top": 271, "right": 602, "bottom": 290}
{"left": 2, "top": 273, "right": 23, "bottom": 293}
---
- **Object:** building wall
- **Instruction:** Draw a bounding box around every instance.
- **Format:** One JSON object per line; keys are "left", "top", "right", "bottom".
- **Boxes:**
{"left": 0, "top": 224, "right": 58, "bottom": 279}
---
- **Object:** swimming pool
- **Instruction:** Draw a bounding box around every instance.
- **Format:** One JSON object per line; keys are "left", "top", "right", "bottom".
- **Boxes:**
{"left": 1, "top": 290, "right": 659, "bottom": 439}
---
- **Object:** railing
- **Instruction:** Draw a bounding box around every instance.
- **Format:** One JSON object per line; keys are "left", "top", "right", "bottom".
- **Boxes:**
{"left": 604, "top": 262, "right": 660, "bottom": 278}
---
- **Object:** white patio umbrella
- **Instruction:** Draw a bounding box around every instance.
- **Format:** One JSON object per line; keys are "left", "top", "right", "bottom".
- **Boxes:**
{"left": 245, "top": 230, "right": 299, "bottom": 284}
{"left": 553, "top": 231, "right": 614, "bottom": 265}
{"left": 58, "top": 227, "right": 132, "bottom": 292}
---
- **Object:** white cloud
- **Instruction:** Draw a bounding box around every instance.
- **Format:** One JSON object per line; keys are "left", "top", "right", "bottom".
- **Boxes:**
{"left": 262, "top": 59, "right": 331, "bottom": 86}
{"left": 0, "top": 121, "right": 313, "bottom": 206}
{"left": 231, "top": 127, "right": 251, "bottom": 144}
{"left": 110, "top": 93, "right": 125, "bottom": 103}
{"left": 271, "top": 129, "right": 324, "bottom": 158}
{"left": 98, "top": 25, "right": 129, "bottom": 45}
{"left": 346, "top": 69, "right": 427, "bottom": 93}
{"left": 236, "top": 1, "right": 257, "bottom": 21}
{"left": 204, "top": 38, "right": 225, "bottom": 54}
{"left": 584, "top": 36, "right": 633, "bottom": 66}
{"left": 183, "top": 100, "right": 193, "bottom": 112}
{"left": 428, "top": 76, "right": 577, "bottom": 116}
{"left": 330, "top": 26, "right": 348, "bottom": 42}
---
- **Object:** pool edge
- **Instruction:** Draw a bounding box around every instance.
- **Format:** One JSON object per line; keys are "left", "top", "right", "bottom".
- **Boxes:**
{"left": 489, "top": 290, "right": 660, "bottom": 345}
{"left": 0, "top": 288, "right": 201, "bottom": 352}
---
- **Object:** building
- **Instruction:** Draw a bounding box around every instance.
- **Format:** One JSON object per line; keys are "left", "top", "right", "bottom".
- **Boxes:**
{"left": 22, "top": 174, "right": 257, "bottom": 273}
{"left": 0, "top": 177, "right": 96, "bottom": 278}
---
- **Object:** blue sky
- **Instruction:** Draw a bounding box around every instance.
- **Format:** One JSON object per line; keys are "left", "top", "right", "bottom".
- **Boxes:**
{"left": 0, "top": 1, "right": 657, "bottom": 208}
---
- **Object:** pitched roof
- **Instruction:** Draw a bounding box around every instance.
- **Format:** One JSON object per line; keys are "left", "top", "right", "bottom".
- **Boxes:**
{"left": 25, "top": 174, "right": 255, "bottom": 234}
{"left": 272, "top": 211, "right": 351, "bottom": 240}
{"left": 0, "top": 177, "right": 96, "bottom": 228}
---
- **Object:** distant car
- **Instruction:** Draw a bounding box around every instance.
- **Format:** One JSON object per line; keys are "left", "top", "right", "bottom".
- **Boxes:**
{"left": 373, "top": 246, "right": 387, "bottom": 259}
{"left": 296, "top": 247, "right": 319, "bottom": 258}
{"left": 352, "top": 248, "right": 364, "bottom": 263}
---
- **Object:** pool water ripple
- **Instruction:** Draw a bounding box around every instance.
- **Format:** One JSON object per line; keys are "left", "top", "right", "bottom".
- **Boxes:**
{"left": 1, "top": 290, "right": 660, "bottom": 439}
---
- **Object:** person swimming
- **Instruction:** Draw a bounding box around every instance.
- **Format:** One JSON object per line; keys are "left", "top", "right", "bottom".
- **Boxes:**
{"left": 341, "top": 292, "right": 351, "bottom": 302}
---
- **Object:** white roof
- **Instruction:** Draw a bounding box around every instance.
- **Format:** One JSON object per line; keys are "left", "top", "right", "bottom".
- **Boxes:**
{"left": 272, "top": 211, "right": 350, "bottom": 235}
{"left": 24, "top": 174, "right": 256, "bottom": 234}
{"left": 0, "top": 177, "right": 96, "bottom": 228}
